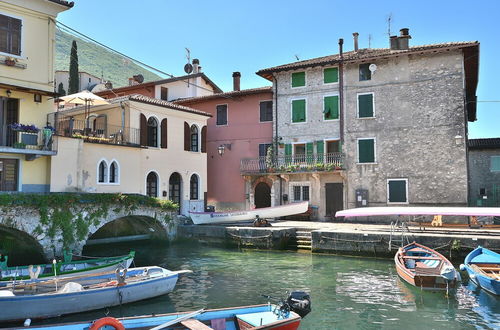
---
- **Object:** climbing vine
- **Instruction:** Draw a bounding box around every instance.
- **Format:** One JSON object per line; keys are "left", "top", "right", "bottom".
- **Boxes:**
{"left": 0, "top": 193, "right": 178, "bottom": 250}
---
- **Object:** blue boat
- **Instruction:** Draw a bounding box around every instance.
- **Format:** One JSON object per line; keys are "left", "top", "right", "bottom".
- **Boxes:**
{"left": 460, "top": 246, "right": 500, "bottom": 295}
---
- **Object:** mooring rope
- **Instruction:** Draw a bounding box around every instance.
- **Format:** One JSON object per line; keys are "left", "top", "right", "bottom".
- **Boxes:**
{"left": 228, "top": 232, "right": 272, "bottom": 240}
{"left": 320, "top": 235, "right": 383, "bottom": 244}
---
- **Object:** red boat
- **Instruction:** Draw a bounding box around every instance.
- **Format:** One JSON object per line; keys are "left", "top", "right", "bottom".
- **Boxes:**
{"left": 395, "top": 242, "right": 461, "bottom": 291}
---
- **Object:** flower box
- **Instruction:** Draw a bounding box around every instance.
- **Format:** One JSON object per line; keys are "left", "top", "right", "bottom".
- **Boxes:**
{"left": 18, "top": 131, "right": 38, "bottom": 146}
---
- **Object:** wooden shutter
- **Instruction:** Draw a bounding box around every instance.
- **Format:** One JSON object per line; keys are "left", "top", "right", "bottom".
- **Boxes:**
{"left": 388, "top": 180, "right": 407, "bottom": 203}
{"left": 306, "top": 142, "right": 314, "bottom": 162}
{"left": 358, "top": 94, "right": 373, "bottom": 118}
{"left": 324, "top": 96, "right": 339, "bottom": 120}
{"left": 201, "top": 126, "right": 207, "bottom": 153}
{"left": 292, "top": 99, "right": 306, "bottom": 123}
{"left": 160, "top": 118, "right": 168, "bottom": 149}
{"left": 316, "top": 140, "right": 324, "bottom": 162}
{"left": 358, "top": 139, "right": 375, "bottom": 163}
{"left": 140, "top": 114, "right": 147, "bottom": 146}
{"left": 285, "top": 144, "right": 292, "bottom": 156}
{"left": 291, "top": 72, "right": 305, "bottom": 87}
{"left": 184, "top": 122, "right": 190, "bottom": 151}
{"left": 324, "top": 68, "right": 338, "bottom": 83}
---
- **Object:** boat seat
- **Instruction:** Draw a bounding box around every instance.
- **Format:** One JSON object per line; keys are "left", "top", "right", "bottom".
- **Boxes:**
{"left": 180, "top": 318, "right": 213, "bottom": 330}
{"left": 402, "top": 256, "right": 441, "bottom": 260}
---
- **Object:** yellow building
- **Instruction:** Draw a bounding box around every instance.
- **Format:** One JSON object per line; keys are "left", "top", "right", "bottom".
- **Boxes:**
{"left": 0, "top": 0, "right": 72, "bottom": 192}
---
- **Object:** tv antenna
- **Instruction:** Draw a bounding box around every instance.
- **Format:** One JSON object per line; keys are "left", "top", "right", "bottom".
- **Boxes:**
{"left": 387, "top": 13, "right": 393, "bottom": 36}
{"left": 368, "top": 34, "right": 372, "bottom": 48}
{"left": 294, "top": 54, "right": 300, "bottom": 61}
{"left": 184, "top": 47, "right": 193, "bottom": 74}
{"left": 185, "top": 47, "right": 191, "bottom": 63}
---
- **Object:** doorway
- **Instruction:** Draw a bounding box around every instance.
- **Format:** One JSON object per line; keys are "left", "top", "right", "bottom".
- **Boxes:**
{"left": 0, "top": 159, "right": 18, "bottom": 191}
{"left": 325, "top": 183, "right": 343, "bottom": 217}
{"left": 169, "top": 172, "right": 182, "bottom": 213}
{"left": 0, "top": 98, "right": 19, "bottom": 147}
{"left": 254, "top": 182, "right": 271, "bottom": 208}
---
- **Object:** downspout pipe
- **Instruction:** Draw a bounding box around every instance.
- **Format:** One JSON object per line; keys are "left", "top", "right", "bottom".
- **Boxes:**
{"left": 338, "top": 38, "right": 344, "bottom": 147}
{"left": 273, "top": 75, "right": 283, "bottom": 205}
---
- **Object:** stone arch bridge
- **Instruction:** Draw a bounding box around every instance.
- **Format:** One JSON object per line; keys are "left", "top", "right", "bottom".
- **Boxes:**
{"left": 0, "top": 202, "right": 178, "bottom": 259}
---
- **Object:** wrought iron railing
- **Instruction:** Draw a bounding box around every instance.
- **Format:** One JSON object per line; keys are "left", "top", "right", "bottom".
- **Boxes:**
{"left": 1, "top": 127, "right": 57, "bottom": 152}
{"left": 240, "top": 152, "right": 345, "bottom": 174}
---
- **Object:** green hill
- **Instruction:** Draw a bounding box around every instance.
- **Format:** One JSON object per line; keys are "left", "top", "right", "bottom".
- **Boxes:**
{"left": 55, "top": 28, "right": 161, "bottom": 88}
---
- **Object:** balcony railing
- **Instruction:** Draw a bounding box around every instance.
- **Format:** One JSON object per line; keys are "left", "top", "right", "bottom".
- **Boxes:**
{"left": 240, "top": 152, "right": 345, "bottom": 174}
{"left": 0, "top": 127, "right": 57, "bottom": 154}
{"left": 51, "top": 115, "right": 141, "bottom": 147}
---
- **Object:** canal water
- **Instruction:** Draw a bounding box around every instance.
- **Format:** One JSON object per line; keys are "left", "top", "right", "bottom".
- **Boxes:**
{"left": 31, "top": 241, "right": 500, "bottom": 329}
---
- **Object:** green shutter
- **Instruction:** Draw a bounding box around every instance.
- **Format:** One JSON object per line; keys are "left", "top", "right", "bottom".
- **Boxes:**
{"left": 285, "top": 144, "right": 292, "bottom": 155}
{"left": 358, "top": 94, "right": 373, "bottom": 118}
{"left": 324, "top": 96, "right": 339, "bottom": 120}
{"left": 324, "top": 67, "right": 338, "bottom": 83}
{"left": 306, "top": 142, "right": 314, "bottom": 163}
{"left": 491, "top": 156, "right": 500, "bottom": 171}
{"left": 291, "top": 72, "right": 305, "bottom": 87}
{"left": 316, "top": 140, "right": 324, "bottom": 162}
{"left": 292, "top": 99, "right": 306, "bottom": 123}
{"left": 389, "top": 180, "right": 407, "bottom": 203}
{"left": 358, "top": 139, "right": 375, "bottom": 163}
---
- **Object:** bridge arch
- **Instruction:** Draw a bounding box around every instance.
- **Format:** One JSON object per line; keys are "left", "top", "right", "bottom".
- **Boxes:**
{"left": 0, "top": 224, "right": 46, "bottom": 265}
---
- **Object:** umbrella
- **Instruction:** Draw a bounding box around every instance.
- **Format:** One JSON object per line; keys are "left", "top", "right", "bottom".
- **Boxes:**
{"left": 59, "top": 90, "right": 109, "bottom": 134}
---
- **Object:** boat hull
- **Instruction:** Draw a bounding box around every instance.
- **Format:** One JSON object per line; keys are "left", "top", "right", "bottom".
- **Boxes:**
{"left": 461, "top": 247, "right": 500, "bottom": 295}
{"left": 189, "top": 202, "right": 309, "bottom": 225}
{"left": 0, "top": 267, "right": 178, "bottom": 322}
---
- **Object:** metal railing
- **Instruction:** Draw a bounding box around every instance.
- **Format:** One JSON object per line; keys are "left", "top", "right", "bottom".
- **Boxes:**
{"left": 1, "top": 127, "right": 57, "bottom": 152}
{"left": 240, "top": 152, "right": 345, "bottom": 174}
{"left": 49, "top": 114, "right": 141, "bottom": 147}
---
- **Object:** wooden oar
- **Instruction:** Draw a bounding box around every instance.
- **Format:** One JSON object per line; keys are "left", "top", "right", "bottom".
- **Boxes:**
{"left": 149, "top": 309, "right": 205, "bottom": 330}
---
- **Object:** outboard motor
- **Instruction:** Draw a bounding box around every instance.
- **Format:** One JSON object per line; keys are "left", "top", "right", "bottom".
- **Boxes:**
{"left": 286, "top": 291, "right": 311, "bottom": 318}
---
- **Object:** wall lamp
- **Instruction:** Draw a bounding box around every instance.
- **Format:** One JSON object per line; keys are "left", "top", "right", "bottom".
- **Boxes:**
{"left": 6, "top": 90, "right": 12, "bottom": 98}
{"left": 217, "top": 143, "right": 231, "bottom": 156}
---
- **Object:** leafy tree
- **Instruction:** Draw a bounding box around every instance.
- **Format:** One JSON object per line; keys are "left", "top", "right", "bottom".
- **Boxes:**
{"left": 68, "top": 40, "right": 79, "bottom": 94}
{"left": 57, "top": 82, "right": 66, "bottom": 96}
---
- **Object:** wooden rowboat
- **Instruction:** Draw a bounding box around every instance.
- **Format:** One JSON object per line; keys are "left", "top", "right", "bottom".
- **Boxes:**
{"left": 0, "top": 266, "right": 186, "bottom": 323}
{"left": 395, "top": 242, "right": 460, "bottom": 291}
{"left": 189, "top": 202, "right": 309, "bottom": 225}
{"left": 0, "top": 251, "right": 135, "bottom": 284}
{"left": 460, "top": 246, "right": 500, "bottom": 295}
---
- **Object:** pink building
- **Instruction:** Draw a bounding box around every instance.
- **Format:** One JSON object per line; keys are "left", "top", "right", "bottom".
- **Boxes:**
{"left": 176, "top": 79, "right": 273, "bottom": 211}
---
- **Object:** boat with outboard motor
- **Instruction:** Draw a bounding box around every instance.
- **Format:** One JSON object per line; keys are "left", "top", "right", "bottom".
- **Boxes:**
{"left": 10, "top": 291, "right": 311, "bottom": 330}
{"left": 460, "top": 246, "right": 500, "bottom": 295}
{"left": 189, "top": 201, "right": 309, "bottom": 225}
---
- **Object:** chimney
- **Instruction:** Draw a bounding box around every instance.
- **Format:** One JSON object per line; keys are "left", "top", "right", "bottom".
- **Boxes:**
{"left": 353, "top": 32, "right": 359, "bottom": 51}
{"left": 397, "top": 28, "right": 411, "bottom": 50}
{"left": 390, "top": 36, "right": 399, "bottom": 50}
{"left": 128, "top": 77, "right": 137, "bottom": 86}
{"left": 232, "top": 72, "right": 241, "bottom": 91}
{"left": 192, "top": 58, "right": 200, "bottom": 74}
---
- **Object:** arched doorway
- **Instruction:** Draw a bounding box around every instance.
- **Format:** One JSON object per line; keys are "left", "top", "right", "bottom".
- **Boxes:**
{"left": 169, "top": 172, "right": 182, "bottom": 213}
{"left": 254, "top": 182, "right": 271, "bottom": 208}
{"left": 146, "top": 172, "right": 158, "bottom": 197}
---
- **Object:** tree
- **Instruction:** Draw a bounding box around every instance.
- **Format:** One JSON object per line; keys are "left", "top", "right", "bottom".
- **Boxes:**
{"left": 68, "top": 40, "right": 79, "bottom": 94}
{"left": 57, "top": 82, "right": 66, "bottom": 96}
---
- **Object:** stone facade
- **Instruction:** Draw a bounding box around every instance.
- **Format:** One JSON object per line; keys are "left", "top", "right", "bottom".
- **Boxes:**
{"left": 468, "top": 139, "right": 500, "bottom": 207}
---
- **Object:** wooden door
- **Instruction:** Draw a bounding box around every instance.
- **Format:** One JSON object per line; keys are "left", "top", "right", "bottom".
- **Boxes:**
{"left": 255, "top": 182, "right": 271, "bottom": 208}
{"left": 0, "top": 159, "right": 18, "bottom": 191}
{"left": 325, "top": 183, "right": 343, "bottom": 217}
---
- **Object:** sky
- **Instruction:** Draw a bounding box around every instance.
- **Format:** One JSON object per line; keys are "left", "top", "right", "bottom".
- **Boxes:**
{"left": 57, "top": 0, "right": 499, "bottom": 138}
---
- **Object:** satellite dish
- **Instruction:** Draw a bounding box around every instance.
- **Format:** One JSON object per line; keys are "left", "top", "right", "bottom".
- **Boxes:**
{"left": 184, "top": 63, "right": 193, "bottom": 74}
{"left": 133, "top": 74, "right": 144, "bottom": 83}
{"left": 369, "top": 64, "right": 377, "bottom": 73}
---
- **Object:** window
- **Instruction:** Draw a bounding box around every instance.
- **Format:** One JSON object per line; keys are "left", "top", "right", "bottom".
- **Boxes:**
{"left": 358, "top": 138, "right": 375, "bottom": 163}
{"left": 324, "top": 95, "right": 339, "bottom": 120}
{"left": 98, "top": 160, "right": 107, "bottom": 183}
{"left": 259, "top": 143, "right": 273, "bottom": 157}
{"left": 0, "top": 14, "right": 22, "bottom": 56}
{"left": 146, "top": 172, "right": 158, "bottom": 197}
{"left": 190, "top": 174, "right": 199, "bottom": 200}
{"left": 109, "top": 161, "right": 119, "bottom": 184}
{"left": 491, "top": 156, "right": 500, "bottom": 172}
{"left": 190, "top": 125, "right": 199, "bottom": 152}
{"left": 291, "top": 99, "right": 306, "bottom": 123}
{"left": 294, "top": 143, "right": 306, "bottom": 155}
{"left": 291, "top": 72, "right": 305, "bottom": 88}
{"left": 147, "top": 117, "right": 158, "bottom": 147}
{"left": 160, "top": 87, "right": 168, "bottom": 101}
{"left": 326, "top": 140, "right": 340, "bottom": 153}
{"left": 291, "top": 184, "right": 310, "bottom": 202}
{"left": 216, "top": 104, "right": 228, "bottom": 125}
{"left": 358, "top": 93, "right": 374, "bottom": 118}
{"left": 259, "top": 101, "right": 273, "bottom": 122}
{"left": 359, "top": 63, "right": 371, "bottom": 81}
{"left": 388, "top": 179, "right": 408, "bottom": 204}
{"left": 324, "top": 67, "right": 338, "bottom": 84}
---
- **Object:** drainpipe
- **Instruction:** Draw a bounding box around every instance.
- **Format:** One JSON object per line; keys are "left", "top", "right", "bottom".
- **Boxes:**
{"left": 338, "top": 38, "right": 344, "bottom": 147}
{"left": 273, "top": 74, "right": 282, "bottom": 205}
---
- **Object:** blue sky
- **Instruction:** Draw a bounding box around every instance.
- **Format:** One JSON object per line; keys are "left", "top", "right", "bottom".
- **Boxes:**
{"left": 58, "top": 0, "right": 499, "bottom": 138}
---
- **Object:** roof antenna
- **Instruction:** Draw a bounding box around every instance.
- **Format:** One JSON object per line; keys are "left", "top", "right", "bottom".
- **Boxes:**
{"left": 368, "top": 34, "right": 372, "bottom": 48}
{"left": 185, "top": 47, "right": 191, "bottom": 63}
{"left": 294, "top": 54, "right": 300, "bottom": 61}
{"left": 387, "top": 13, "right": 393, "bottom": 37}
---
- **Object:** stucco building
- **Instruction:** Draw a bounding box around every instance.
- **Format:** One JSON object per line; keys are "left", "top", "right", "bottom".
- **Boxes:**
{"left": 0, "top": 0, "right": 72, "bottom": 192}
{"left": 175, "top": 74, "right": 273, "bottom": 211}
{"left": 55, "top": 70, "right": 102, "bottom": 95}
{"left": 468, "top": 138, "right": 500, "bottom": 207}
{"left": 253, "top": 29, "right": 479, "bottom": 220}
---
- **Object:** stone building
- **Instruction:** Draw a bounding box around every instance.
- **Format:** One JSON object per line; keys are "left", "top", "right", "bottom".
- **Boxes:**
{"left": 254, "top": 29, "right": 479, "bottom": 220}
{"left": 468, "top": 138, "right": 500, "bottom": 207}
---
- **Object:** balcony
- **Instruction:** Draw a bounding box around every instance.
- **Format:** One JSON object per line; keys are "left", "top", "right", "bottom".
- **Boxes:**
{"left": 0, "top": 127, "right": 57, "bottom": 159}
{"left": 52, "top": 115, "right": 141, "bottom": 147}
{"left": 240, "top": 152, "right": 345, "bottom": 175}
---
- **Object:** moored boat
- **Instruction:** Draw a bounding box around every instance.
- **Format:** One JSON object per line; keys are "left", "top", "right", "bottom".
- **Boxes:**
{"left": 0, "top": 266, "right": 186, "bottom": 323}
{"left": 189, "top": 201, "right": 309, "bottom": 225}
{"left": 460, "top": 246, "right": 500, "bottom": 295}
{"left": 0, "top": 251, "right": 135, "bottom": 284}
{"left": 395, "top": 242, "right": 460, "bottom": 291}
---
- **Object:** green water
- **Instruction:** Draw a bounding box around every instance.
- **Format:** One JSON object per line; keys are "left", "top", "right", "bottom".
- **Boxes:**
{"left": 34, "top": 242, "right": 500, "bottom": 329}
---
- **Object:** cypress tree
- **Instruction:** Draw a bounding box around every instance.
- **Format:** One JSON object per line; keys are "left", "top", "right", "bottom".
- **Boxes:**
{"left": 57, "top": 82, "right": 66, "bottom": 96}
{"left": 68, "top": 40, "right": 79, "bottom": 94}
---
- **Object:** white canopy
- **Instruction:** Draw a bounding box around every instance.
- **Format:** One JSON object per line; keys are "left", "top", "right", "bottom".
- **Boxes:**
{"left": 59, "top": 90, "right": 109, "bottom": 106}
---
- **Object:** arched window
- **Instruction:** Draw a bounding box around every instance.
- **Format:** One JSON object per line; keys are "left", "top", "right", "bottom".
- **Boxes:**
{"left": 190, "top": 174, "right": 199, "bottom": 200}
{"left": 98, "top": 160, "right": 107, "bottom": 183}
{"left": 147, "top": 117, "right": 158, "bottom": 147}
{"left": 190, "top": 125, "right": 198, "bottom": 152}
{"left": 109, "top": 161, "right": 119, "bottom": 184}
{"left": 146, "top": 172, "right": 158, "bottom": 197}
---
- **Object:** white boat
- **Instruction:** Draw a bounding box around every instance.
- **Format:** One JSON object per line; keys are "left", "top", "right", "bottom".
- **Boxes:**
{"left": 0, "top": 266, "right": 188, "bottom": 323}
{"left": 189, "top": 201, "right": 309, "bottom": 225}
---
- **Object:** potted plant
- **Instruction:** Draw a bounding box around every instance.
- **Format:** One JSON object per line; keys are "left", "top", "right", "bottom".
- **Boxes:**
{"left": 4, "top": 57, "right": 16, "bottom": 66}
{"left": 13, "top": 142, "right": 26, "bottom": 149}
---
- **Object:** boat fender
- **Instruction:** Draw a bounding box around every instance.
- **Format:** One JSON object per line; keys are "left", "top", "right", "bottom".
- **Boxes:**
{"left": 90, "top": 317, "right": 124, "bottom": 330}
{"left": 459, "top": 264, "right": 465, "bottom": 271}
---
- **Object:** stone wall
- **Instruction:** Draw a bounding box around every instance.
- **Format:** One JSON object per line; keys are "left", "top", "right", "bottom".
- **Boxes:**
{"left": 469, "top": 148, "right": 500, "bottom": 206}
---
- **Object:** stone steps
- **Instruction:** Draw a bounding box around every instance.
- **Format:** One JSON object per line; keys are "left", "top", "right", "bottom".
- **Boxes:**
{"left": 294, "top": 230, "right": 312, "bottom": 250}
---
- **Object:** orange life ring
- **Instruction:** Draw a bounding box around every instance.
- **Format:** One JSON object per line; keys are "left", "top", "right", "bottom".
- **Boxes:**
{"left": 89, "top": 317, "right": 125, "bottom": 330}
